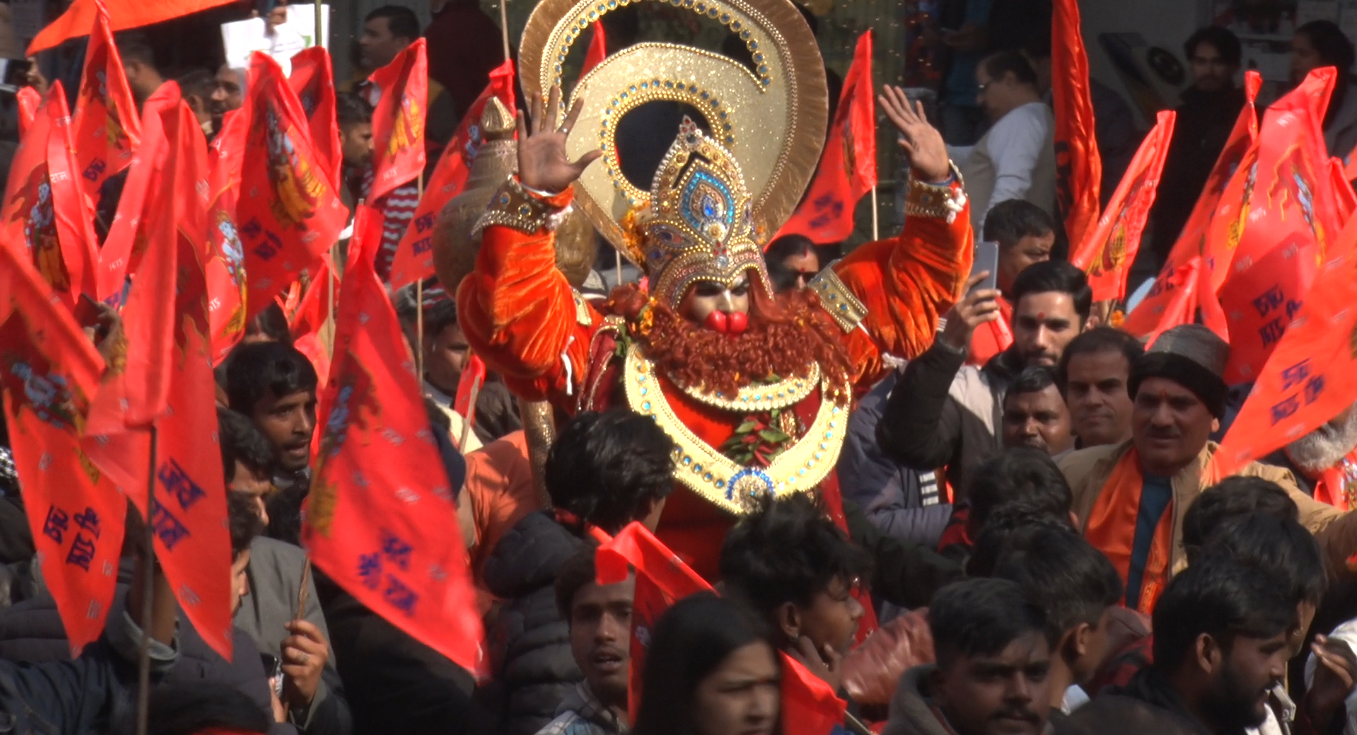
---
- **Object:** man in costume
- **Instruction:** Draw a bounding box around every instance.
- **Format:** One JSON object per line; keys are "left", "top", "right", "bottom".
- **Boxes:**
{"left": 452, "top": 0, "right": 972, "bottom": 579}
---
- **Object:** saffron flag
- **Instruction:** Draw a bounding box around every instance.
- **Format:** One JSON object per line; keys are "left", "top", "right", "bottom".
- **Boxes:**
{"left": 204, "top": 109, "right": 249, "bottom": 364}
{"left": 288, "top": 47, "right": 342, "bottom": 192}
{"left": 16, "top": 87, "right": 39, "bottom": 137}
{"left": 368, "top": 38, "right": 429, "bottom": 205}
{"left": 389, "top": 59, "right": 517, "bottom": 290}
{"left": 72, "top": 0, "right": 142, "bottom": 197}
{"left": 83, "top": 103, "right": 235, "bottom": 659}
{"left": 967, "top": 297, "right": 1013, "bottom": 367}
{"left": 1052, "top": 0, "right": 1102, "bottom": 249}
{"left": 97, "top": 81, "right": 179, "bottom": 303}
{"left": 1217, "top": 68, "right": 1344, "bottom": 384}
{"left": 236, "top": 52, "right": 349, "bottom": 325}
{"left": 1124, "top": 71, "right": 1261, "bottom": 341}
{"left": 0, "top": 244, "right": 124, "bottom": 656}
{"left": 0, "top": 82, "right": 101, "bottom": 309}
{"left": 776, "top": 31, "right": 876, "bottom": 245}
{"left": 288, "top": 253, "right": 341, "bottom": 393}
{"left": 580, "top": 22, "right": 607, "bottom": 81}
{"left": 1071, "top": 110, "right": 1175, "bottom": 302}
{"left": 1215, "top": 215, "right": 1357, "bottom": 478}
{"left": 301, "top": 219, "right": 482, "bottom": 673}
{"left": 29, "top": 0, "right": 240, "bottom": 54}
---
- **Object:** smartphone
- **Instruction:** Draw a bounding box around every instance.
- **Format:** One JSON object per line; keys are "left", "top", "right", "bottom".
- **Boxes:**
{"left": 0, "top": 59, "right": 30, "bottom": 93}
{"left": 970, "top": 241, "right": 1000, "bottom": 293}
{"left": 260, "top": 652, "right": 284, "bottom": 696}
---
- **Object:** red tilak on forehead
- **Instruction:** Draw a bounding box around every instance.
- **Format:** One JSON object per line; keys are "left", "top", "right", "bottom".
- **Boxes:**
{"left": 1037, "top": 312, "right": 1047, "bottom": 321}
{"left": 1159, "top": 389, "right": 1170, "bottom": 401}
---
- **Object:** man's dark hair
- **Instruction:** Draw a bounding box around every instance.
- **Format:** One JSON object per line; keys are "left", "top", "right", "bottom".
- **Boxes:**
{"left": 1055, "top": 327, "right": 1144, "bottom": 393}
{"left": 555, "top": 543, "right": 601, "bottom": 620}
{"left": 1006, "top": 365, "right": 1058, "bottom": 398}
{"left": 247, "top": 302, "right": 293, "bottom": 345}
{"left": 114, "top": 32, "right": 157, "bottom": 68}
{"left": 217, "top": 407, "right": 275, "bottom": 484}
{"left": 1182, "top": 477, "right": 1299, "bottom": 550}
{"left": 336, "top": 91, "right": 374, "bottom": 127}
{"left": 967, "top": 503, "right": 1076, "bottom": 577}
{"left": 965, "top": 448, "right": 1074, "bottom": 531}
{"left": 176, "top": 69, "right": 215, "bottom": 101}
{"left": 930, "top": 578, "right": 1052, "bottom": 669}
{"left": 545, "top": 410, "right": 676, "bottom": 534}
{"left": 981, "top": 199, "right": 1055, "bottom": 248}
{"left": 366, "top": 5, "right": 421, "bottom": 42}
{"left": 765, "top": 234, "right": 816, "bottom": 263}
{"left": 1192, "top": 515, "right": 1327, "bottom": 607}
{"left": 1297, "top": 20, "right": 1355, "bottom": 73}
{"left": 225, "top": 341, "right": 319, "bottom": 415}
{"left": 982, "top": 50, "right": 1039, "bottom": 88}
{"left": 719, "top": 494, "right": 872, "bottom": 618}
{"left": 993, "top": 527, "right": 1123, "bottom": 635}
{"left": 1184, "top": 26, "right": 1243, "bottom": 68}
{"left": 1151, "top": 556, "right": 1296, "bottom": 671}
{"left": 1010, "top": 260, "right": 1093, "bottom": 324}
{"left": 227, "top": 491, "right": 264, "bottom": 558}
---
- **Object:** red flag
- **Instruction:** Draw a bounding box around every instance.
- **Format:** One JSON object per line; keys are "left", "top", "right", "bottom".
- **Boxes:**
{"left": 388, "top": 59, "right": 517, "bottom": 290}
{"left": 781, "top": 653, "right": 848, "bottom": 735}
{"left": 72, "top": 0, "right": 142, "bottom": 197}
{"left": 368, "top": 39, "right": 429, "bottom": 205}
{"left": 29, "top": 0, "right": 239, "bottom": 54}
{"left": 580, "top": 22, "right": 607, "bottom": 80}
{"left": 1215, "top": 216, "right": 1357, "bottom": 477}
{"left": 237, "top": 52, "right": 349, "bottom": 325}
{"left": 454, "top": 353, "right": 488, "bottom": 422}
{"left": 97, "top": 81, "right": 179, "bottom": 303}
{"left": 1052, "top": 0, "right": 1102, "bottom": 249}
{"left": 83, "top": 103, "right": 235, "bottom": 659}
{"left": 288, "top": 47, "right": 342, "bottom": 192}
{"left": 1217, "top": 69, "right": 1344, "bottom": 384}
{"left": 776, "top": 32, "right": 876, "bottom": 245}
{"left": 288, "top": 256, "right": 339, "bottom": 393}
{"left": 1071, "top": 110, "right": 1175, "bottom": 302}
{"left": 303, "top": 216, "right": 482, "bottom": 672}
{"left": 1, "top": 82, "right": 101, "bottom": 309}
{"left": 204, "top": 109, "right": 248, "bottom": 364}
{"left": 967, "top": 298, "right": 1013, "bottom": 366}
{"left": 16, "top": 87, "right": 39, "bottom": 137}
{"left": 0, "top": 245, "right": 124, "bottom": 655}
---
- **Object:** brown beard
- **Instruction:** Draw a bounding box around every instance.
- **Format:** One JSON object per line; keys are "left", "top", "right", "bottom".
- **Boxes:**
{"left": 609, "top": 283, "right": 853, "bottom": 401}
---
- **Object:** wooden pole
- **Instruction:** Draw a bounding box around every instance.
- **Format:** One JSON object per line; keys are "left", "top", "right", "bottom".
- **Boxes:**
{"left": 614, "top": 248, "right": 622, "bottom": 288}
{"left": 135, "top": 429, "right": 157, "bottom": 735}
{"left": 296, "top": 558, "right": 313, "bottom": 620}
{"left": 459, "top": 375, "right": 483, "bottom": 451}
{"left": 415, "top": 174, "right": 426, "bottom": 382}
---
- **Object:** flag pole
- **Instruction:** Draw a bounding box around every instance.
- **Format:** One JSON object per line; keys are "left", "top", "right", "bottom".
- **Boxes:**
{"left": 313, "top": 0, "right": 322, "bottom": 47}
{"left": 499, "top": 0, "right": 511, "bottom": 62}
{"left": 135, "top": 429, "right": 157, "bottom": 735}
{"left": 870, "top": 186, "right": 879, "bottom": 241}
{"left": 614, "top": 248, "right": 622, "bottom": 288}
{"left": 416, "top": 174, "right": 426, "bottom": 383}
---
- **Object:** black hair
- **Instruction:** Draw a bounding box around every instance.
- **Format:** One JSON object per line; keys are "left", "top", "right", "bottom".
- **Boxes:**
{"left": 217, "top": 407, "right": 276, "bottom": 484}
{"left": 336, "top": 91, "right": 375, "bottom": 127}
{"left": 366, "top": 5, "right": 421, "bottom": 42}
{"left": 1006, "top": 365, "right": 1058, "bottom": 398}
{"left": 633, "top": 593, "right": 775, "bottom": 735}
{"left": 176, "top": 69, "right": 215, "bottom": 101}
{"left": 1191, "top": 514, "right": 1327, "bottom": 607}
{"left": 114, "top": 681, "right": 271, "bottom": 735}
{"left": 766, "top": 258, "right": 802, "bottom": 293}
{"left": 964, "top": 448, "right": 1074, "bottom": 531}
{"left": 395, "top": 280, "right": 459, "bottom": 339}
{"left": 555, "top": 543, "right": 600, "bottom": 620}
{"left": 225, "top": 341, "right": 319, "bottom": 415}
{"left": 1010, "top": 260, "right": 1093, "bottom": 324}
{"left": 114, "top": 32, "right": 157, "bottom": 69}
{"left": 1182, "top": 477, "right": 1299, "bottom": 550}
{"left": 228, "top": 490, "right": 264, "bottom": 558}
{"left": 929, "top": 578, "right": 1052, "bottom": 670}
{"left": 545, "top": 410, "right": 676, "bottom": 534}
{"left": 1056, "top": 327, "right": 1144, "bottom": 393}
{"left": 1297, "top": 20, "right": 1355, "bottom": 74}
{"left": 1184, "top": 26, "right": 1243, "bottom": 68}
{"left": 1151, "top": 555, "right": 1296, "bottom": 671}
{"left": 719, "top": 493, "right": 872, "bottom": 621}
{"left": 981, "top": 199, "right": 1056, "bottom": 249}
{"left": 992, "top": 527, "right": 1124, "bottom": 635}
{"left": 982, "top": 50, "right": 1039, "bottom": 88}
{"left": 246, "top": 302, "right": 293, "bottom": 345}
{"left": 765, "top": 234, "right": 817, "bottom": 264}
{"left": 967, "top": 503, "right": 1076, "bottom": 577}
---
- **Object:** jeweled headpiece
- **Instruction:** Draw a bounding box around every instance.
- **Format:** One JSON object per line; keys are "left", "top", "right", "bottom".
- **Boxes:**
{"left": 519, "top": 0, "right": 828, "bottom": 309}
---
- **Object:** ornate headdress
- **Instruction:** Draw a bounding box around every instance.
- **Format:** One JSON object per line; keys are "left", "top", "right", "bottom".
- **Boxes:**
{"left": 519, "top": 0, "right": 828, "bottom": 309}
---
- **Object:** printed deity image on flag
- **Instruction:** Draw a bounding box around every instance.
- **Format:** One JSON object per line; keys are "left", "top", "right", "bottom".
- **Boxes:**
{"left": 11, "top": 171, "right": 70, "bottom": 293}
{"left": 388, "top": 95, "right": 423, "bottom": 160}
{"left": 1267, "top": 143, "right": 1326, "bottom": 265}
{"left": 212, "top": 209, "right": 247, "bottom": 332}
{"left": 263, "top": 102, "right": 327, "bottom": 230}
{"left": 306, "top": 362, "right": 383, "bottom": 540}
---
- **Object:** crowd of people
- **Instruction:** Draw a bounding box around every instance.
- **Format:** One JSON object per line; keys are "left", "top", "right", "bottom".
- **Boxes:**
{"left": 5, "top": 1, "right": 1357, "bottom": 735}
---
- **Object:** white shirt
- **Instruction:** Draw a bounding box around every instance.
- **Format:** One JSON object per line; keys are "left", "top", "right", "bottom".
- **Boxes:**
{"left": 954, "top": 101, "right": 1057, "bottom": 232}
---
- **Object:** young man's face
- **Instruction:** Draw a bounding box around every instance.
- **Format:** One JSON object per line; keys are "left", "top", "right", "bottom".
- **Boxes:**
{"left": 1202, "top": 632, "right": 1290, "bottom": 731}
{"left": 1189, "top": 41, "right": 1237, "bottom": 92}
{"left": 1063, "top": 349, "right": 1134, "bottom": 448}
{"left": 933, "top": 631, "right": 1052, "bottom": 735}
{"left": 1070, "top": 608, "right": 1114, "bottom": 685}
{"left": 359, "top": 17, "right": 412, "bottom": 71}
{"left": 211, "top": 66, "right": 244, "bottom": 119}
{"left": 229, "top": 461, "right": 272, "bottom": 526}
{"left": 340, "top": 121, "right": 374, "bottom": 168}
{"left": 231, "top": 549, "right": 252, "bottom": 615}
{"left": 997, "top": 234, "right": 1054, "bottom": 295}
{"left": 795, "top": 575, "right": 864, "bottom": 658}
{"left": 1001, "top": 384, "right": 1074, "bottom": 456}
{"left": 249, "top": 389, "right": 317, "bottom": 473}
{"left": 424, "top": 322, "right": 469, "bottom": 395}
{"left": 568, "top": 576, "right": 635, "bottom": 705}
{"left": 1012, "top": 292, "right": 1082, "bottom": 368}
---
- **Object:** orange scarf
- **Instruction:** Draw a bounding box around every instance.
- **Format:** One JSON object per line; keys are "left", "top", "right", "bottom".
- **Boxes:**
{"left": 1315, "top": 450, "right": 1357, "bottom": 511}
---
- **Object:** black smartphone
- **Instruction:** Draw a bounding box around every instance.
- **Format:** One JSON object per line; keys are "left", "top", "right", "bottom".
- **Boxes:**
{"left": 260, "top": 652, "right": 284, "bottom": 696}
{"left": 2, "top": 59, "right": 30, "bottom": 88}
{"left": 970, "top": 241, "right": 1000, "bottom": 293}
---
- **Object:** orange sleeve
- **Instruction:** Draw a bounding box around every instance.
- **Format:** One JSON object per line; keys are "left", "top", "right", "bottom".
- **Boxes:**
{"left": 829, "top": 173, "right": 973, "bottom": 390}
{"left": 455, "top": 178, "right": 600, "bottom": 403}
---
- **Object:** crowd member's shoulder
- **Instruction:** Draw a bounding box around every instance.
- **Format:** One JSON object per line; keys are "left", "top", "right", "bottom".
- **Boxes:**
{"left": 1056, "top": 441, "right": 1129, "bottom": 484}
{"left": 1055, "top": 694, "right": 1199, "bottom": 735}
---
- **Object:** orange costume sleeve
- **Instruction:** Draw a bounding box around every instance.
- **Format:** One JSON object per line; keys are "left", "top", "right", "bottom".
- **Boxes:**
{"left": 455, "top": 177, "right": 598, "bottom": 404}
{"left": 814, "top": 171, "right": 973, "bottom": 391}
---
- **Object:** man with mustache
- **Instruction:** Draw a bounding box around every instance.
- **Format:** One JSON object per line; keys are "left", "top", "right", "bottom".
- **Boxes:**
{"left": 885, "top": 577, "right": 1054, "bottom": 735}
{"left": 1058, "top": 325, "right": 1343, "bottom": 613}
{"left": 1275, "top": 403, "right": 1357, "bottom": 510}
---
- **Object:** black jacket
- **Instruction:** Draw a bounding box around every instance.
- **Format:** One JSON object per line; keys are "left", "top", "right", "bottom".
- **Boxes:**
{"left": 479, "top": 511, "right": 585, "bottom": 735}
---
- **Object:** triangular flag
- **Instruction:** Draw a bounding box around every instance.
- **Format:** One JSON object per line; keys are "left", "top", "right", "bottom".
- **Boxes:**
{"left": 29, "top": 0, "right": 240, "bottom": 54}
{"left": 71, "top": 0, "right": 142, "bottom": 198}
{"left": 368, "top": 38, "right": 429, "bottom": 205}
{"left": 1052, "top": 0, "right": 1102, "bottom": 248}
{"left": 288, "top": 47, "right": 342, "bottom": 193}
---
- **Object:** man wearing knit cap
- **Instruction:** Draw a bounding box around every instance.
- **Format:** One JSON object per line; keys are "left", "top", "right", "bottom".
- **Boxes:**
{"left": 1058, "top": 325, "right": 1346, "bottom": 613}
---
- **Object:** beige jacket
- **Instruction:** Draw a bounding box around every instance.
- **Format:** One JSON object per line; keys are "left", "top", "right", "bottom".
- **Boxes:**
{"left": 1058, "top": 440, "right": 1352, "bottom": 578}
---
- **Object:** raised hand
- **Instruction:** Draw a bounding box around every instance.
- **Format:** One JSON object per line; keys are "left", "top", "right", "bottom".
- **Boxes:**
{"left": 878, "top": 85, "right": 950, "bottom": 183}
{"left": 939, "top": 272, "right": 1002, "bottom": 352}
{"left": 517, "top": 86, "right": 603, "bottom": 194}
